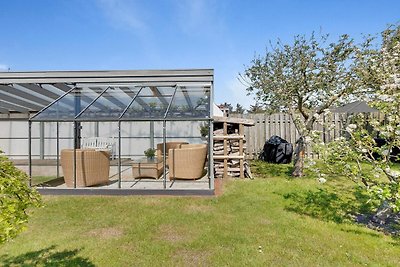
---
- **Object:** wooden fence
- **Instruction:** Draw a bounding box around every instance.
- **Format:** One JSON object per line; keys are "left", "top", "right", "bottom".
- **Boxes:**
{"left": 234, "top": 113, "right": 349, "bottom": 159}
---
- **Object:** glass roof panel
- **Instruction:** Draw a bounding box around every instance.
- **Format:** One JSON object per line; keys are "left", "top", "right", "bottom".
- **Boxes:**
{"left": 121, "top": 86, "right": 175, "bottom": 119}
{"left": 31, "top": 84, "right": 211, "bottom": 121}
{"left": 77, "top": 86, "right": 140, "bottom": 120}
{"left": 166, "top": 86, "right": 210, "bottom": 118}
{"left": 32, "top": 87, "right": 104, "bottom": 121}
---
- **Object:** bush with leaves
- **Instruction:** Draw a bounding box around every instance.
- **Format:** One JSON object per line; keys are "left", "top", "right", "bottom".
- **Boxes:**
{"left": 0, "top": 150, "right": 42, "bottom": 244}
{"left": 312, "top": 24, "right": 400, "bottom": 222}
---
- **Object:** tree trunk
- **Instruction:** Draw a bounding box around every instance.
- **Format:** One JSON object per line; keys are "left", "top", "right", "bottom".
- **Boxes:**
{"left": 292, "top": 136, "right": 305, "bottom": 177}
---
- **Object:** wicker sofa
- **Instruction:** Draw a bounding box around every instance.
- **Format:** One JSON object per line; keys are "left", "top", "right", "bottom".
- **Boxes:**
{"left": 61, "top": 149, "right": 110, "bottom": 187}
{"left": 168, "top": 144, "right": 207, "bottom": 180}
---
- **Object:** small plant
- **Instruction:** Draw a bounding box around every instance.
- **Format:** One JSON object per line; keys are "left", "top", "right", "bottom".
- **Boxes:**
{"left": 144, "top": 148, "right": 156, "bottom": 158}
{"left": 199, "top": 123, "right": 209, "bottom": 137}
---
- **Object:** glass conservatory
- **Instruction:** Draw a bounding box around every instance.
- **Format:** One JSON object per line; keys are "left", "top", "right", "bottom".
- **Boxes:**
{"left": 0, "top": 70, "right": 214, "bottom": 195}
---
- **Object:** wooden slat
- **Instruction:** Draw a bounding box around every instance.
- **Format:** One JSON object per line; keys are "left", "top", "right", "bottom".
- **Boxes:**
{"left": 239, "top": 112, "right": 359, "bottom": 159}
{"left": 213, "top": 155, "right": 245, "bottom": 160}
{"left": 223, "top": 122, "right": 228, "bottom": 178}
{"left": 213, "top": 135, "right": 245, "bottom": 140}
{"left": 213, "top": 116, "right": 255, "bottom": 126}
{"left": 239, "top": 123, "right": 244, "bottom": 178}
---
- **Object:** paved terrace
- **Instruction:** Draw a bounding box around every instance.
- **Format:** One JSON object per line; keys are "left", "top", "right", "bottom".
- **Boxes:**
{"left": 13, "top": 159, "right": 213, "bottom": 195}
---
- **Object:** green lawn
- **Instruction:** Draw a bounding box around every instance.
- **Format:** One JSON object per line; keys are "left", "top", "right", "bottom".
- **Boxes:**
{"left": 1, "top": 161, "right": 400, "bottom": 266}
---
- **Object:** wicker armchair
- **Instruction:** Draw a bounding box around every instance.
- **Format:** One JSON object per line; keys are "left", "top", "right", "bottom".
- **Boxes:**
{"left": 156, "top": 141, "right": 189, "bottom": 160}
{"left": 168, "top": 144, "right": 207, "bottom": 180}
{"left": 61, "top": 149, "right": 110, "bottom": 187}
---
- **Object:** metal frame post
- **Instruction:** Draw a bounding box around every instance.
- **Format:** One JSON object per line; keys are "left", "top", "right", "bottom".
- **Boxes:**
{"left": 39, "top": 121, "right": 44, "bottom": 160}
{"left": 208, "top": 118, "right": 214, "bottom": 190}
{"left": 28, "top": 120, "right": 32, "bottom": 187}
{"left": 208, "top": 83, "right": 214, "bottom": 190}
{"left": 95, "top": 121, "right": 99, "bottom": 137}
{"left": 150, "top": 121, "right": 155, "bottom": 149}
{"left": 56, "top": 121, "right": 59, "bottom": 178}
{"left": 73, "top": 122, "right": 77, "bottom": 188}
{"left": 118, "top": 121, "right": 122, "bottom": 189}
{"left": 162, "top": 120, "right": 167, "bottom": 189}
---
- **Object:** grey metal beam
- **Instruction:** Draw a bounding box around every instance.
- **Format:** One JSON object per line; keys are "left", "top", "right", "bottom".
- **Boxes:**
{"left": 164, "top": 86, "right": 178, "bottom": 119}
{"left": 120, "top": 87, "right": 150, "bottom": 111}
{"left": 51, "top": 83, "right": 74, "bottom": 93}
{"left": 0, "top": 69, "right": 214, "bottom": 84}
{"left": 40, "top": 122, "right": 44, "bottom": 160}
{"left": 150, "top": 86, "right": 169, "bottom": 106}
{"left": 181, "top": 87, "right": 194, "bottom": 110}
{"left": 118, "top": 87, "right": 143, "bottom": 119}
{"left": 0, "top": 106, "right": 9, "bottom": 113}
{"left": 135, "top": 98, "right": 151, "bottom": 111}
{"left": 89, "top": 87, "right": 126, "bottom": 109}
{"left": 75, "top": 86, "right": 110, "bottom": 119}
{"left": 0, "top": 113, "right": 29, "bottom": 119}
{"left": 30, "top": 86, "right": 76, "bottom": 120}
{"left": 0, "top": 91, "right": 42, "bottom": 110}
{"left": 18, "top": 83, "right": 62, "bottom": 100}
{"left": 52, "top": 83, "right": 109, "bottom": 111}
{"left": 0, "top": 100, "right": 30, "bottom": 113}
{"left": 0, "top": 85, "right": 51, "bottom": 106}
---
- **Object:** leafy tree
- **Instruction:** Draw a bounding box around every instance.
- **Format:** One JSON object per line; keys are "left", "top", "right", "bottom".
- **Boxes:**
{"left": 0, "top": 150, "right": 42, "bottom": 244}
{"left": 232, "top": 103, "right": 245, "bottom": 114}
{"left": 313, "top": 25, "right": 400, "bottom": 222}
{"left": 247, "top": 103, "right": 265, "bottom": 114}
{"left": 242, "top": 33, "right": 367, "bottom": 176}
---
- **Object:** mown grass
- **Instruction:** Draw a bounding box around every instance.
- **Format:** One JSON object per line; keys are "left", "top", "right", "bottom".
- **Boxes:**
{"left": 1, "top": 161, "right": 400, "bottom": 266}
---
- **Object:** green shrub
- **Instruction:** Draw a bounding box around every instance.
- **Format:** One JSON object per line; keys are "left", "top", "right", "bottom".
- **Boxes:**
{"left": 0, "top": 150, "right": 42, "bottom": 244}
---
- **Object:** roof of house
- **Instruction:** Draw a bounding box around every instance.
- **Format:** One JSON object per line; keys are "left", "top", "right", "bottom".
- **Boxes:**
{"left": 332, "top": 101, "right": 378, "bottom": 114}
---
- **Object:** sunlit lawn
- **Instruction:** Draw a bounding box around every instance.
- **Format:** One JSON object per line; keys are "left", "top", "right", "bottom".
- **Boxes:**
{"left": 1, "top": 161, "right": 400, "bottom": 266}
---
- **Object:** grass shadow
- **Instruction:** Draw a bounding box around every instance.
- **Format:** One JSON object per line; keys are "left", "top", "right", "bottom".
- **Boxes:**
{"left": 0, "top": 245, "right": 95, "bottom": 267}
{"left": 283, "top": 186, "right": 375, "bottom": 224}
{"left": 283, "top": 188, "right": 354, "bottom": 223}
{"left": 341, "top": 228, "right": 381, "bottom": 238}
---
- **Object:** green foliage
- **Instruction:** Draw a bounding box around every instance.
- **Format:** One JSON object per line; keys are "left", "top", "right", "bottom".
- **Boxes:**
{"left": 0, "top": 150, "right": 42, "bottom": 244}
{"left": 242, "top": 32, "right": 366, "bottom": 136}
{"left": 241, "top": 31, "right": 374, "bottom": 176}
{"left": 247, "top": 103, "right": 266, "bottom": 114}
{"left": 199, "top": 123, "right": 209, "bottom": 137}
{"left": 143, "top": 148, "right": 156, "bottom": 158}
{"left": 311, "top": 24, "right": 400, "bottom": 212}
{"left": 233, "top": 103, "right": 245, "bottom": 114}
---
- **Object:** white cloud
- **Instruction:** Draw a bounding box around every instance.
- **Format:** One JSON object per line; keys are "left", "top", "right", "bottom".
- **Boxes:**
{"left": 174, "top": 0, "right": 224, "bottom": 37}
{"left": 96, "top": 0, "right": 148, "bottom": 33}
{"left": 216, "top": 76, "right": 254, "bottom": 110}
{"left": 0, "top": 64, "right": 9, "bottom": 72}
{"left": 95, "top": 0, "right": 161, "bottom": 62}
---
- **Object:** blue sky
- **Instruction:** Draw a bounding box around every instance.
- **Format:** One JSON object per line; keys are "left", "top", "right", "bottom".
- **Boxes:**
{"left": 0, "top": 0, "right": 399, "bottom": 108}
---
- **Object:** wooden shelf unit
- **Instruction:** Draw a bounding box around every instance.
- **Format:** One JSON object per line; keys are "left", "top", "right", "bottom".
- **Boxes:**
{"left": 213, "top": 116, "right": 254, "bottom": 178}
